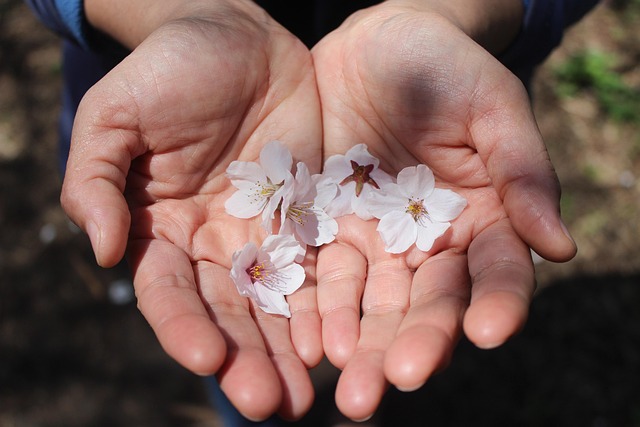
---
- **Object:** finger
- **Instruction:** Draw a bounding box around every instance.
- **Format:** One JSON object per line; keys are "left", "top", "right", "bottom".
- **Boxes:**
{"left": 384, "top": 251, "right": 469, "bottom": 391}
{"left": 195, "top": 261, "right": 284, "bottom": 421}
{"left": 250, "top": 303, "right": 315, "bottom": 421}
{"left": 60, "top": 87, "right": 142, "bottom": 267}
{"left": 316, "top": 240, "right": 367, "bottom": 369}
{"left": 335, "top": 254, "right": 412, "bottom": 421}
{"left": 288, "top": 250, "right": 323, "bottom": 369}
{"left": 128, "top": 239, "right": 227, "bottom": 376}
{"left": 471, "top": 73, "right": 576, "bottom": 262}
{"left": 463, "top": 218, "right": 535, "bottom": 349}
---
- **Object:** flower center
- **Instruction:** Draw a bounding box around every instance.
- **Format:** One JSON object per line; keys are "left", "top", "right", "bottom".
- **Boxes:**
{"left": 406, "top": 198, "right": 428, "bottom": 222}
{"left": 287, "top": 201, "right": 315, "bottom": 226}
{"left": 248, "top": 262, "right": 270, "bottom": 283}
{"left": 253, "top": 179, "right": 281, "bottom": 200}
{"left": 339, "top": 160, "right": 380, "bottom": 197}
{"left": 247, "top": 261, "right": 289, "bottom": 291}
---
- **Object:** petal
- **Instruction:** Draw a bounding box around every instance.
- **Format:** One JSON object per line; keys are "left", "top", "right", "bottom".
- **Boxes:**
{"left": 426, "top": 189, "right": 468, "bottom": 222}
{"left": 262, "top": 234, "right": 303, "bottom": 268}
{"left": 377, "top": 211, "right": 418, "bottom": 254}
{"left": 415, "top": 220, "right": 451, "bottom": 252}
{"left": 225, "top": 189, "right": 266, "bottom": 218}
{"left": 253, "top": 285, "right": 292, "bottom": 317}
{"left": 261, "top": 141, "right": 293, "bottom": 184}
{"left": 312, "top": 174, "right": 338, "bottom": 208}
{"left": 324, "top": 187, "right": 354, "bottom": 218}
{"left": 294, "top": 162, "right": 314, "bottom": 199}
{"left": 367, "top": 186, "right": 407, "bottom": 219}
{"left": 277, "top": 263, "right": 306, "bottom": 295}
{"left": 230, "top": 243, "right": 258, "bottom": 297}
{"left": 296, "top": 209, "right": 338, "bottom": 246}
{"left": 231, "top": 242, "right": 258, "bottom": 270}
{"left": 226, "top": 161, "right": 267, "bottom": 190}
{"left": 397, "top": 164, "right": 435, "bottom": 199}
{"left": 346, "top": 144, "right": 380, "bottom": 169}
{"left": 351, "top": 188, "right": 375, "bottom": 221}
{"left": 322, "top": 154, "right": 352, "bottom": 182}
{"left": 370, "top": 167, "right": 395, "bottom": 187}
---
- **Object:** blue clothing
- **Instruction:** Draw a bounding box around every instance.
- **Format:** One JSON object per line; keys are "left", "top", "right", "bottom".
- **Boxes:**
{"left": 26, "top": 0, "right": 601, "bottom": 78}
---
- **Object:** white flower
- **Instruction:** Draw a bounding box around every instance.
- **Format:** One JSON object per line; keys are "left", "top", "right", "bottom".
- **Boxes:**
{"left": 322, "top": 144, "right": 394, "bottom": 220}
{"left": 280, "top": 162, "right": 338, "bottom": 248}
{"left": 225, "top": 141, "right": 294, "bottom": 230}
{"left": 230, "top": 234, "right": 306, "bottom": 317}
{"left": 368, "top": 164, "right": 467, "bottom": 254}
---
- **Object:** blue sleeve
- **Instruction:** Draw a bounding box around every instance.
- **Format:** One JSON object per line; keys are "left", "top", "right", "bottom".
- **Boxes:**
{"left": 24, "top": 0, "right": 127, "bottom": 55}
{"left": 24, "top": 0, "right": 90, "bottom": 49}
{"left": 500, "top": 0, "right": 601, "bottom": 82}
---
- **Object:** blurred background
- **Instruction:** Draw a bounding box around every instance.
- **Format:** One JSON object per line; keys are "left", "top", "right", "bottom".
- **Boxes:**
{"left": 1, "top": 1, "right": 639, "bottom": 426}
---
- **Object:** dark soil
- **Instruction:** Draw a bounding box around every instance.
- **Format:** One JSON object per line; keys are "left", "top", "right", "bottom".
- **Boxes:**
{"left": 1, "top": 1, "right": 639, "bottom": 426}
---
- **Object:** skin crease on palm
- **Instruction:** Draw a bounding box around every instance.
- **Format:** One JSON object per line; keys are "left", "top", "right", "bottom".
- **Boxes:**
{"left": 59, "top": 0, "right": 577, "bottom": 423}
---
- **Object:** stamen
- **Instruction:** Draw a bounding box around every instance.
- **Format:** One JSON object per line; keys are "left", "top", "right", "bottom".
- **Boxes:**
{"left": 287, "top": 201, "right": 315, "bottom": 226}
{"left": 247, "top": 261, "right": 289, "bottom": 292}
{"left": 250, "top": 180, "right": 280, "bottom": 204}
{"left": 406, "top": 198, "right": 429, "bottom": 224}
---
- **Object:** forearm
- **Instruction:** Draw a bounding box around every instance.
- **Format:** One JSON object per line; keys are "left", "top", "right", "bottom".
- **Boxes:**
{"left": 384, "top": 0, "right": 524, "bottom": 54}
{"left": 84, "top": 0, "right": 265, "bottom": 49}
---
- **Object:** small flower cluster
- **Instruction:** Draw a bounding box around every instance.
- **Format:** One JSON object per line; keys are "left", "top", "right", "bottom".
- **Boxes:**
{"left": 226, "top": 142, "right": 467, "bottom": 316}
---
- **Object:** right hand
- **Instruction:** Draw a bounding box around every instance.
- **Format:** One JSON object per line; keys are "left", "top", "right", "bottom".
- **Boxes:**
{"left": 61, "top": 1, "right": 323, "bottom": 420}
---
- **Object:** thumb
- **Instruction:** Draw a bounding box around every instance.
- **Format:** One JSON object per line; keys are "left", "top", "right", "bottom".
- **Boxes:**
{"left": 60, "top": 87, "right": 141, "bottom": 267}
{"left": 474, "top": 76, "right": 577, "bottom": 262}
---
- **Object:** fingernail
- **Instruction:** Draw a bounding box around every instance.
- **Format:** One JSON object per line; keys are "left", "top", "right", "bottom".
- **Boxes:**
{"left": 560, "top": 219, "right": 576, "bottom": 249}
{"left": 396, "top": 382, "right": 425, "bottom": 392}
{"left": 86, "top": 220, "right": 102, "bottom": 264}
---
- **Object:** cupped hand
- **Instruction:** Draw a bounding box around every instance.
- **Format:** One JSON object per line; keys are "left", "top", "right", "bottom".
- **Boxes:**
{"left": 312, "top": 3, "right": 576, "bottom": 420}
{"left": 60, "top": 5, "right": 323, "bottom": 421}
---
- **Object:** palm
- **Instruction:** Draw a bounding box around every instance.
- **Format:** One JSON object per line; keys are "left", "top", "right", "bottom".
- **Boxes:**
{"left": 62, "top": 18, "right": 322, "bottom": 420}
{"left": 313, "top": 6, "right": 573, "bottom": 420}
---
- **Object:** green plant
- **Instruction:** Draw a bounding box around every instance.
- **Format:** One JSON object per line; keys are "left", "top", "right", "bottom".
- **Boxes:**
{"left": 554, "top": 50, "right": 640, "bottom": 124}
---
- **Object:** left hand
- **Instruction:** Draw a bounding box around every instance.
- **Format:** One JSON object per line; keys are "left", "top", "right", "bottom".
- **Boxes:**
{"left": 312, "top": 2, "right": 576, "bottom": 420}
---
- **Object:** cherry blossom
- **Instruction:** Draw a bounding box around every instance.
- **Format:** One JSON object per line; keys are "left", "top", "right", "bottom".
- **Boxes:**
{"left": 224, "top": 140, "right": 294, "bottom": 230}
{"left": 322, "top": 144, "right": 394, "bottom": 220}
{"left": 368, "top": 164, "right": 467, "bottom": 254}
{"left": 230, "top": 234, "right": 306, "bottom": 317}
{"left": 279, "top": 162, "right": 338, "bottom": 248}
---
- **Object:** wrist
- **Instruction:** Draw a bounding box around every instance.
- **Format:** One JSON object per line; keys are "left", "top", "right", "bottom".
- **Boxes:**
{"left": 84, "top": 0, "right": 266, "bottom": 49}
{"left": 384, "top": 0, "right": 524, "bottom": 54}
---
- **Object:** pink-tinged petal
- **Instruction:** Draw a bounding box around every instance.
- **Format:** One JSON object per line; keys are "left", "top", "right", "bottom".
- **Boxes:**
{"left": 377, "top": 211, "right": 418, "bottom": 254}
{"left": 230, "top": 243, "right": 259, "bottom": 298}
{"left": 426, "top": 189, "right": 468, "bottom": 222}
{"left": 371, "top": 167, "right": 395, "bottom": 187}
{"left": 261, "top": 141, "right": 293, "bottom": 184}
{"left": 345, "top": 144, "right": 380, "bottom": 169}
{"left": 367, "top": 186, "right": 408, "bottom": 219}
{"left": 263, "top": 234, "right": 303, "bottom": 268}
{"left": 324, "top": 187, "right": 354, "bottom": 218}
{"left": 225, "top": 189, "right": 266, "bottom": 218}
{"left": 296, "top": 209, "right": 338, "bottom": 246}
{"left": 226, "top": 161, "right": 267, "bottom": 190}
{"left": 294, "top": 162, "right": 314, "bottom": 198}
{"left": 415, "top": 220, "right": 451, "bottom": 252}
{"left": 397, "top": 164, "right": 435, "bottom": 199}
{"left": 312, "top": 174, "right": 338, "bottom": 209}
{"left": 253, "top": 285, "right": 292, "bottom": 317}
{"left": 277, "top": 263, "right": 306, "bottom": 295}
{"left": 351, "top": 187, "right": 375, "bottom": 220}
{"left": 261, "top": 173, "right": 293, "bottom": 231}
{"left": 322, "top": 154, "right": 352, "bottom": 182}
